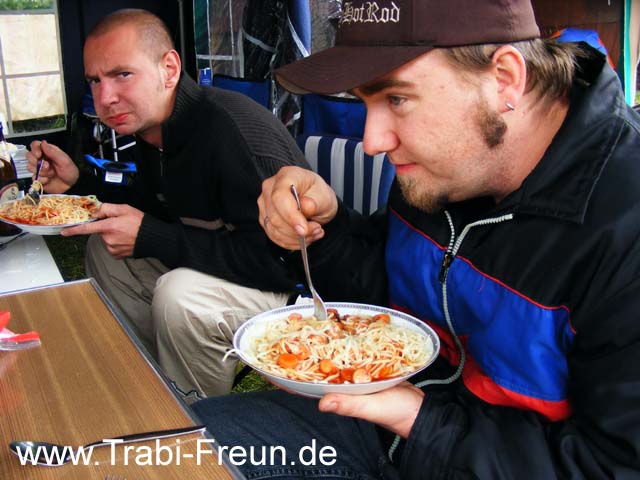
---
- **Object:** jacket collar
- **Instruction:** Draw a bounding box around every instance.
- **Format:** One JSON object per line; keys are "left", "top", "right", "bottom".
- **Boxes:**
{"left": 495, "top": 49, "right": 626, "bottom": 224}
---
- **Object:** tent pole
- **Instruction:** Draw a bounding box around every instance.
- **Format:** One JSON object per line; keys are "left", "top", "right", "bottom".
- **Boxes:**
{"left": 177, "top": 0, "right": 187, "bottom": 67}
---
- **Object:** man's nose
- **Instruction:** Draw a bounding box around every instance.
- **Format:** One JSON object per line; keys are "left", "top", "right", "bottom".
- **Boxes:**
{"left": 361, "top": 111, "right": 399, "bottom": 156}
{"left": 93, "top": 82, "right": 118, "bottom": 107}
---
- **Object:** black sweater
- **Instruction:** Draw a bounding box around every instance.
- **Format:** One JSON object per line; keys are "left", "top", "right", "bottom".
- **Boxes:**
{"left": 76, "top": 75, "right": 309, "bottom": 292}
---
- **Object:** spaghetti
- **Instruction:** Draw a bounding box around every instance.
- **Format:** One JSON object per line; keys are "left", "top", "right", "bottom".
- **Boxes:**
{"left": 246, "top": 309, "right": 434, "bottom": 384}
{"left": 0, "top": 194, "right": 100, "bottom": 226}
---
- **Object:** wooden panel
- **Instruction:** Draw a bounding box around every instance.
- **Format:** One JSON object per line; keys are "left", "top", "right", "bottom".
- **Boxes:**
{"left": 0, "top": 280, "right": 238, "bottom": 479}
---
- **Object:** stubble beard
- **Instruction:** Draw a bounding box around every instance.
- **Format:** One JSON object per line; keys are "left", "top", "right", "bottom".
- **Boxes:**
{"left": 397, "top": 176, "right": 448, "bottom": 214}
{"left": 398, "top": 99, "right": 507, "bottom": 214}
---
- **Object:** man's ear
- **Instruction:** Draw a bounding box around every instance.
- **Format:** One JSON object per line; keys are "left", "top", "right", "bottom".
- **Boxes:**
{"left": 491, "top": 45, "right": 527, "bottom": 112}
{"left": 162, "top": 50, "right": 182, "bottom": 89}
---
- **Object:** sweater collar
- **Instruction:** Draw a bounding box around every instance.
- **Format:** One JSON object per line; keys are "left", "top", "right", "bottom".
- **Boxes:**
{"left": 160, "top": 74, "right": 206, "bottom": 156}
{"left": 495, "top": 49, "right": 625, "bottom": 224}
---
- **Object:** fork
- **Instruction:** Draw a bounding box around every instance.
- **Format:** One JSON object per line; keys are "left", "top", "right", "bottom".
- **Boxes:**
{"left": 24, "top": 156, "right": 44, "bottom": 205}
{"left": 104, "top": 475, "right": 126, "bottom": 480}
{"left": 0, "top": 231, "right": 27, "bottom": 251}
{"left": 290, "top": 184, "right": 327, "bottom": 321}
{"left": 0, "top": 331, "right": 41, "bottom": 351}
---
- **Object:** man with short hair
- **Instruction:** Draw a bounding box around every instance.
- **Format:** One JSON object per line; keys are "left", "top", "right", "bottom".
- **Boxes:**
{"left": 193, "top": 0, "right": 640, "bottom": 477}
{"left": 27, "top": 9, "right": 308, "bottom": 400}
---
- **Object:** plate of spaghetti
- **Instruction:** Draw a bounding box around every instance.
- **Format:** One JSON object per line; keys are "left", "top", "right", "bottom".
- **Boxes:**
{"left": 232, "top": 303, "right": 440, "bottom": 397}
{"left": 0, "top": 194, "right": 101, "bottom": 235}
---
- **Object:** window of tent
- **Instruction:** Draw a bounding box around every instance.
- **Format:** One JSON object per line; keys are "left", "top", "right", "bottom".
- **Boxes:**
{"left": 0, "top": 0, "right": 66, "bottom": 137}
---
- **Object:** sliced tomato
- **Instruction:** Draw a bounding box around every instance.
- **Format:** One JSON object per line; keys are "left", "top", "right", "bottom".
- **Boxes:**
{"left": 373, "top": 313, "right": 391, "bottom": 323}
{"left": 319, "top": 359, "right": 338, "bottom": 375}
{"left": 352, "top": 368, "right": 372, "bottom": 384}
{"left": 339, "top": 368, "right": 355, "bottom": 383}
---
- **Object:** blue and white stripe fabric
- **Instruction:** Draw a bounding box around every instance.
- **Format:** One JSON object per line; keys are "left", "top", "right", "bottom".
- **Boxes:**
{"left": 297, "top": 134, "right": 395, "bottom": 216}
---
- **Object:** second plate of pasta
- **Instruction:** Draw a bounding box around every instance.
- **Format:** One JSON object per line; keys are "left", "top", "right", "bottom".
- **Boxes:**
{"left": 0, "top": 194, "right": 101, "bottom": 235}
{"left": 233, "top": 302, "right": 440, "bottom": 397}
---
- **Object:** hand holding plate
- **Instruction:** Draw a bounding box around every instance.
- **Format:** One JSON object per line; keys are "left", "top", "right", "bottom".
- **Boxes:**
{"left": 319, "top": 382, "right": 425, "bottom": 439}
{"left": 62, "top": 203, "right": 143, "bottom": 259}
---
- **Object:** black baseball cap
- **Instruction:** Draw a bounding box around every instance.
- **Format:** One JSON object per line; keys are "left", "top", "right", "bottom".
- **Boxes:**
{"left": 276, "top": 0, "right": 540, "bottom": 94}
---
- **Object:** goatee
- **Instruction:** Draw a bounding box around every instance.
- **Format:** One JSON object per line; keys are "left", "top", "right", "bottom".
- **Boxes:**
{"left": 397, "top": 176, "right": 447, "bottom": 214}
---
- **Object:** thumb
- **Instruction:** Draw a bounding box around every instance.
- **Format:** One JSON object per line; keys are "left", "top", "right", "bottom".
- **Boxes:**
{"left": 299, "top": 195, "right": 323, "bottom": 220}
{"left": 41, "top": 140, "right": 57, "bottom": 158}
{"left": 319, "top": 393, "right": 368, "bottom": 418}
{"left": 97, "top": 203, "right": 127, "bottom": 218}
{"left": 41, "top": 140, "right": 68, "bottom": 165}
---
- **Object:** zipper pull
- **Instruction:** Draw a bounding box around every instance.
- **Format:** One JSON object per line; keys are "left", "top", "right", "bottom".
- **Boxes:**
{"left": 438, "top": 251, "right": 454, "bottom": 284}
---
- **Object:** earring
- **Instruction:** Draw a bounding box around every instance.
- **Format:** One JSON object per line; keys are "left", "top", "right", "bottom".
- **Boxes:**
{"left": 505, "top": 102, "right": 515, "bottom": 111}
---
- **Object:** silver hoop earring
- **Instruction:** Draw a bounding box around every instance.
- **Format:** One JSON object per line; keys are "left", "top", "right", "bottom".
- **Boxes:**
{"left": 505, "top": 102, "right": 515, "bottom": 111}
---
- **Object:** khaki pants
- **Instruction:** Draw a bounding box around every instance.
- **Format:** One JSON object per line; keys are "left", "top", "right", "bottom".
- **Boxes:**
{"left": 85, "top": 235, "right": 289, "bottom": 399}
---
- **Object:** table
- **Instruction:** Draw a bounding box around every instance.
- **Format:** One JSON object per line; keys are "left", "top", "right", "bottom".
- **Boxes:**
{"left": 0, "top": 279, "right": 243, "bottom": 479}
{"left": 0, "top": 233, "right": 63, "bottom": 293}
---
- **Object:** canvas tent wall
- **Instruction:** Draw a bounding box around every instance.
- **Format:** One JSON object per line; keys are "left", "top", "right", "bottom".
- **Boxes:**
{"left": 10, "top": 0, "right": 637, "bottom": 150}
{"left": 192, "top": 0, "right": 340, "bottom": 130}
{"left": 192, "top": 0, "right": 341, "bottom": 78}
{"left": 193, "top": 0, "right": 636, "bottom": 103}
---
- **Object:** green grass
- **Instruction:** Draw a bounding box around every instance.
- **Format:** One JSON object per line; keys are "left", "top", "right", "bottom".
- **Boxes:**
{"left": 45, "top": 234, "right": 88, "bottom": 281}
{"left": 46, "top": 234, "right": 270, "bottom": 393}
{"left": 232, "top": 366, "right": 274, "bottom": 393}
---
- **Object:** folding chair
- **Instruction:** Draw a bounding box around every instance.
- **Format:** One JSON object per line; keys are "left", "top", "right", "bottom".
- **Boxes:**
{"left": 82, "top": 92, "right": 136, "bottom": 187}
{"left": 302, "top": 93, "right": 367, "bottom": 138}
{"left": 211, "top": 74, "right": 271, "bottom": 111}
{"left": 84, "top": 154, "right": 137, "bottom": 187}
{"left": 296, "top": 133, "right": 395, "bottom": 216}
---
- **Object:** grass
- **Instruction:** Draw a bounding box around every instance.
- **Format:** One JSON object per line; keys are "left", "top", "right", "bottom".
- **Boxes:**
{"left": 44, "top": 234, "right": 88, "bottom": 281}
{"left": 233, "top": 365, "right": 274, "bottom": 393}
{"left": 45, "top": 234, "right": 269, "bottom": 393}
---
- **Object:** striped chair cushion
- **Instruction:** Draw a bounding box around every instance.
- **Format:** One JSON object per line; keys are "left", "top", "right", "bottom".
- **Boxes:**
{"left": 297, "top": 134, "right": 395, "bottom": 216}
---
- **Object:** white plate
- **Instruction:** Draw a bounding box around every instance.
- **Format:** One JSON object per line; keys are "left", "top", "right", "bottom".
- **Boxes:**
{"left": 0, "top": 194, "right": 100, "bottom": 235}
{"left": 233, "top": 302, "right": 440, "bottom": 398}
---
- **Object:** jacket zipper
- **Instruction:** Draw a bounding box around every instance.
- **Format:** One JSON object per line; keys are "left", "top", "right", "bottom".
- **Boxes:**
{"left": 428, "top": 211, "right": 515, "bottom": 379}
{"left": 434, "top": 210, "right": 514, "bottom": 386}
{"left": 438, "top": 211, "right": 515, "bottom": 284}
{"left": 389, "top": 210, "right": 514, "bottom": 461}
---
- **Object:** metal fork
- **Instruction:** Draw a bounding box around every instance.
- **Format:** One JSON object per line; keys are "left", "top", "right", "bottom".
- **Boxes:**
{"left": 0, "top": 231, "right": 27, "bottom": 251}
{"left": 24, "top": 156, "right": 44, "bottom": 205}
{"left": 0, "top": 331, "right": 41, "bottom": 351}
{"left": 104, "top": 475, "right": 126, "bottom": 480}
{"left": 290, "top": 184, "right": 327, "bottom": 321}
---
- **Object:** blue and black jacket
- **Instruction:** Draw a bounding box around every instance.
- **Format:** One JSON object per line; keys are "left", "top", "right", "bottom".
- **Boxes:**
{"left": 309, "top": 49, "right": 640, "bottom": 478}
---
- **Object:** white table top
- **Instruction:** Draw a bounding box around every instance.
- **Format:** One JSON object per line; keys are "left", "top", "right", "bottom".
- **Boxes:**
{"left": 0, "top": 232, "right": 63, "bottom": 293}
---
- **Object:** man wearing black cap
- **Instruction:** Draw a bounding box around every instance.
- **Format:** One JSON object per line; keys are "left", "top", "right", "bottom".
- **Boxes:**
{"left": 193, "top": 0, "right": 640, "bottom": 477}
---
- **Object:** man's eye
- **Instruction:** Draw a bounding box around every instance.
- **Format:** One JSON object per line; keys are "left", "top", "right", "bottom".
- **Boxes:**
{"left": 86, "top": 78, "right": 99, "bottom": 85}
{"left": 388, "top": 96, "right": 405, "bottom": 107}
{"left": 118, "top": 72, "right": 131, "bottom": 78}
